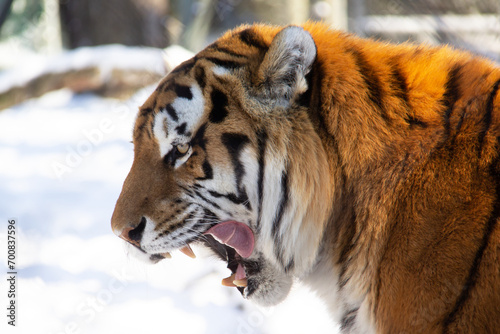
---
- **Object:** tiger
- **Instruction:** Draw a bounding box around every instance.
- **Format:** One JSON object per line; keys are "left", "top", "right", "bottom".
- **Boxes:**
{"left": 111, "top": 22, "right": 500, "bottom": 333}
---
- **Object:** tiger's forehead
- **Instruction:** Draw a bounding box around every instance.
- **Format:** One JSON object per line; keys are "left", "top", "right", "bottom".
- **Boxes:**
{"left": 134, "top": 36, "right": 258, "bottom": 155}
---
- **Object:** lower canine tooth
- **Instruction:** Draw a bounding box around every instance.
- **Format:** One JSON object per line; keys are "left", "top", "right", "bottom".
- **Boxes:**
{"left": 179, "top": 245, "right": 196, "bottom": 259}
{"left": 222, "top": 274, "right": 236, "bottom": 287}
{"left": 233, "top": 278, "right": 248, "bottom": 287}
{"left": 161, "top": 252, "right": 172, "bottom": 259}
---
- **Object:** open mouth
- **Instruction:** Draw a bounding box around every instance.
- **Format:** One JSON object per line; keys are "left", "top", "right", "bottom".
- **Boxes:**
{"left": 202, "top": 221, "right": 256, "bottom": 289}
{"left": 143, "top": 221, "right": 257, "bottom": 290}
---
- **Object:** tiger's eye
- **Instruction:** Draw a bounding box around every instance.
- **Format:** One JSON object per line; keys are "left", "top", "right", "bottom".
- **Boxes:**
{"left": 177, "top": 143, "right": 190, "bottom": 155}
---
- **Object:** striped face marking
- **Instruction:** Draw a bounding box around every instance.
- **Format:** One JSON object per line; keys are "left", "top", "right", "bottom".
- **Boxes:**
{"left": 113, "top": 25, "right": 328, "bottom": 311}
{"left": 153, "top": 84, "right": 204, "bottom": 164}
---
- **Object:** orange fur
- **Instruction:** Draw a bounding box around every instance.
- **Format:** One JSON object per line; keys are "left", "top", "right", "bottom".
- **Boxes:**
{"left": 112, "top": 22, "right": 500, "bottom": 332}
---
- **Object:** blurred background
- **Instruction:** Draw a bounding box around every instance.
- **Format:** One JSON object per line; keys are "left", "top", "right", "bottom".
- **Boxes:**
{"left": 0, "top": 1, "right": 499, "bottom": 333}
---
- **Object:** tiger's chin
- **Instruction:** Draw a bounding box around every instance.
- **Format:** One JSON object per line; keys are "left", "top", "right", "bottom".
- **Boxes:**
{"left": 241, "top": 257, "right": 294, "bottom": 307}
{"left": 202, "top": 233, "right": 294, "bottom": 307}
{"left": 123, "top": 220, "right": 294, "bottom": 307}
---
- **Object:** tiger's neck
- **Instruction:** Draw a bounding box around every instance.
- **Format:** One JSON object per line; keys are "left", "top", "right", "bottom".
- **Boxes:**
{"left": 301, "top": 25, "right": 423, "bottom": 330}
{"left": 302, "top": 22, "right": 500, "bottom": 332}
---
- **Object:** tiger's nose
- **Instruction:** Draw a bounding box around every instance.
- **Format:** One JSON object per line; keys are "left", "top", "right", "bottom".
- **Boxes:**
{"left": 118, "top": 217, "right": 146, "bottom": 247}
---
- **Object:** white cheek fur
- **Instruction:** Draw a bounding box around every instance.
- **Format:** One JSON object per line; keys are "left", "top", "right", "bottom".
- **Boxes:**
{"left": 153, "top": 112, "right": 172, "bottom": 157}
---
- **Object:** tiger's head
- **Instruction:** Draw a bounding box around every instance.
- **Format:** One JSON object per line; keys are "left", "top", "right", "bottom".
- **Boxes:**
{"left": 111, "top": 25, "right": 332, "bottom": 306}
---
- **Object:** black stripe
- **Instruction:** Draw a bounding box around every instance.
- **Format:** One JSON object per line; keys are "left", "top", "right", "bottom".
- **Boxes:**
{"left": 443, "top": 211, "right": 499, "bottom": 330}
{"left": 341, "top": 308, "right": 359, "bottom": 331}
{"left": 135, "top": 118, "right": 150, "bottom": 140}
{"left": 191, "top": 123, "right": 207, "bottom": 150}
{"left": 194, "top": 66, "right": 206, "bottom": 90}
{"left": 145, "top": 109, "right": 155, "bottom": 139}
{"left": 170, "top": 58, "right": 196, "bottom": 74}
{"left": 148, "top": 116, "right": 155, "bottom": 139}
{"left": 405, "top": 115, "right": 428, "bottom": 128}
{"left": 337, "top": 205, "right": 357, "bottom": 266}
{"left": 179, "top": 185, "right": 196, "bottom": 198}
{"left": 140, "top": 107, "right": 154, "bottom": 116}
{"left": 349, "top": 47, "right": 389, "bottom": 122}
{"left": 337, "top": 202, "right": 359, "bottom": 289}
{"left": 389, "top": 62, "right": 427, "bottom": 127}
{"left": 441, "top": 65, "right": 462, "bottom": 138}
{"left": 156, "top": 79, "right": 170, "bottom": 93}
{"left": 174, "top": 84, "right": 193, "bottom": 100}
{"left": 194, "top": 189, "right": 221, "bottom": 210}
{"left": 272, "top": 171, "right": 289, "bottom": 266}
{"left": 209, "top": 88, "right": 229, "bottom": 123}
{"left": 284, "top": 258, "right": 294, "bottom": 273}
{"left": 390, "top": 62, "right": 409, "bottom": 106}
{"left": 478, "top": 79, "right": 500, "bottom": 156}
{"left": 208, "top": 44, "right": 248, "bottom": 58}
{"left": 207, "top": 190, "right": 222, "bottom": 198}
{"left": 449, "top": 105, "right": 467, "bottom": 149}
{"left": 165, "top": 104, "right": 178, "bottom": 121}
{"left": 163, "top": 148, "right": 178, "bottom": 166}
{"left": 203, "top": 208, "right": 217, "bottom": 222}
{"left": 443, "top": 149, "right": 500, "bottom": 331}
{"left": 272, "top": 171, "right": 289, "bottom": 238}
{"left": 238, "top": 28, "right": 268, "bottom": 50}
{"left": 157, "top": 217, "right": 187, "bottom": 238}
{"left": 220, "top": 133, "right": 252, "bottom": 210}
{"left": 241, "top": 190, "right": 252, "bottom": 211}
{"left": 230, "top": 191, "right": 250, "bottom": 210}
{"left": 208, "top": 190, "right": 242, "bottom": 204}
{"left": 196, "top": 160, "right": 213, "bottom": 181}
{"left": 221, "top": 132, "right": 250, "bottom": 192}
{"left": 175, "top": 122, "right": 187, "bottom": 135}
{"left": 256, "top": 129, "right": 267, "bottom": 231}
{"left": 205, "top": 56, "right": 245, "bottom": 70}
{"left": 208, "top": 190, "right": 251, "bottom": 210}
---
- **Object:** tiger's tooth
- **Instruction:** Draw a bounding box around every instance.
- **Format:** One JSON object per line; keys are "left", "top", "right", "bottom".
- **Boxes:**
{"left": 179, "top": 245, "right": 196, "bottom": 259}
{"left": 161, "top": 252, "right": 172, "bottom": 259}
{"left": 233, "top": 278, "right": 248, "bottom": 287}
{"left": 222, "top": 274, "right": 237, "bottom": 287}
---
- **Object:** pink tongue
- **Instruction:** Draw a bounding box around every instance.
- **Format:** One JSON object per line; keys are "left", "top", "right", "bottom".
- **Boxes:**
{"left": 205, "top": 221, "right": 254, "bottom": 258}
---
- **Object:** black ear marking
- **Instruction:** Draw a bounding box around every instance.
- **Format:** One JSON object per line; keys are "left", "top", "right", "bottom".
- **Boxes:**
{"left": 194, "top": 66, "right": 206, "bottom": 90}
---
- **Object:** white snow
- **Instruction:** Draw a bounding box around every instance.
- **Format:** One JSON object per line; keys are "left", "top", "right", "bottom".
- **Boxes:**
{"left": 0, "top": 46, "right": 336, "bottom": 333}
{"left": 0, "top": 44, "right": 192, "bottom": 94}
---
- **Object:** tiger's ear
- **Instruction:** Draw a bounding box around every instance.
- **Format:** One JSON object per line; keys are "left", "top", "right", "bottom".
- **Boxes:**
{"left": 255, "top": 26, "right": 316, "bottom": 107}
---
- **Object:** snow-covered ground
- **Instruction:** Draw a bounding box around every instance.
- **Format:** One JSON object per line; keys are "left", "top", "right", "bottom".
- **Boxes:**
{"left": 0, "top": 47, "right": 337, "bottom": 333}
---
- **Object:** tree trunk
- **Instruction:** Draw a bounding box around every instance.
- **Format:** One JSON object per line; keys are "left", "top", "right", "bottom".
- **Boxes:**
{"left": 59, "top": 0, "right": 170, "bottom": 48}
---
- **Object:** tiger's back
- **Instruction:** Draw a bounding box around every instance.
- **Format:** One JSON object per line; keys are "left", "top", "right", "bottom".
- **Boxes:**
{"left": 112, "top": 22, "right": 500, "bottom": 333}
